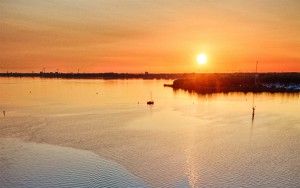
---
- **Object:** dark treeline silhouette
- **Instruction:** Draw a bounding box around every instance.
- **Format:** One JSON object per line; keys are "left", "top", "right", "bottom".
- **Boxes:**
{"left": 172, "top": 73, "right": 300, "bottom": 93}
{"left": 0, "top": 72, "right": 189, "bottom": 80}
{"left": 1, "top": 72, "right": 300, "bottom": 93}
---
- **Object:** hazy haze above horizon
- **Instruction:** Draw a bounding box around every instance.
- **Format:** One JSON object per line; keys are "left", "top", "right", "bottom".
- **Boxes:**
{"left": 1, "top": 0, "right": 300, "bottom": 73}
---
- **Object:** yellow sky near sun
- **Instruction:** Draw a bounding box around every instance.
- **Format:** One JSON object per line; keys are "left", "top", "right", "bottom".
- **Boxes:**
{"left": 0, "top": 0, "right": 300, "bottom": 73}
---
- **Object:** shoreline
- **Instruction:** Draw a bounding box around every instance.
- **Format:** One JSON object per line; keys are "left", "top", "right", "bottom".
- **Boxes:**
{"left": 1, "top": 72, "right": 300, "bottom": 80}
{"left": 0, "top": 72, "right": 188, "bottom": 80}
{"left": 170, "top": 73, "right": 300, "bottom": 93}
{"left": 2, "top": 72, "right": 300, "bottom": 93}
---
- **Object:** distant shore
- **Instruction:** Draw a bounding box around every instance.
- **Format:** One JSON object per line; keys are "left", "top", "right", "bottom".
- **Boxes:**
{"left": 1, "top": 72, "right": 300, "bottom": 93}
{"left": 171, "top": 73, "right": 300, "bottom": 93}
{"left": 0, "top": 72, "right": 188, "bottom": 80}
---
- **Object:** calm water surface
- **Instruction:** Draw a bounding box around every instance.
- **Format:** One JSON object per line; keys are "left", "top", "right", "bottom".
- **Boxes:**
{"left": 0, "top": 78, "right": 299, "bottom": 187}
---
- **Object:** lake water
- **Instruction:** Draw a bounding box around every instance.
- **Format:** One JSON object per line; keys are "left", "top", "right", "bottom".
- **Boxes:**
{"left": 0, "top": 78, "right": 299, "bottom": 187}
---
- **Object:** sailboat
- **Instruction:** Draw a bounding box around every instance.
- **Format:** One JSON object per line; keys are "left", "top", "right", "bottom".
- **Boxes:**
{"left": 147, "top": 92, "right": 154, "bottom": 105}
{"left": 252, "top": 60, "right": 258, "bottom": 114}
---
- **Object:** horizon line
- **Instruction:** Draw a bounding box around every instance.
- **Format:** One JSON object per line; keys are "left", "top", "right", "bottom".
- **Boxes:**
{"left": 1, "top": 71, "right": 300, "bottom": 74}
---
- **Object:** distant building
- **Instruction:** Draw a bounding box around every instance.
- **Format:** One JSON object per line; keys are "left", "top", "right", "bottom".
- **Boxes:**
{"left": 145, "top": 72, "right": 149, "bottom": 75}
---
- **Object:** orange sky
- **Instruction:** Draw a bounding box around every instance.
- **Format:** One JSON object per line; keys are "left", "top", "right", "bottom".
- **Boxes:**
{"left": 1, "top": 0, "right": 300, "bottom": 73}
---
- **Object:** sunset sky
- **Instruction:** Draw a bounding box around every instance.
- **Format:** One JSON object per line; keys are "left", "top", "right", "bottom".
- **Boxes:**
{"left": 1, "top": 0, "right": 300, "bottom": 73}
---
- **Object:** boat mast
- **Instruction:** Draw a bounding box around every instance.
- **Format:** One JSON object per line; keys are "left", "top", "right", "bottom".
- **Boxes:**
{"left": 252, "top": 60, "right": 258, "bottom": 115}
{"left": 255, "top": 60, "right": 258, "bottom": 86}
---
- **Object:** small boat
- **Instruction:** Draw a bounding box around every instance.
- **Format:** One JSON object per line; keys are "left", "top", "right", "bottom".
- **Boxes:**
{"left": 147, "top": 101, "right": 154, "bottom": 105}
{"left": 147, "top": 92, "right": 154, "bottom": 105}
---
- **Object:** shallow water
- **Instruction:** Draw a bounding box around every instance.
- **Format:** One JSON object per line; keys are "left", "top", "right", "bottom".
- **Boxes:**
{"left": 0, "top": 78, "right": 300, "bottom": 187}
{"left": 0, "top": 138, "right": 146, "bottom": 188}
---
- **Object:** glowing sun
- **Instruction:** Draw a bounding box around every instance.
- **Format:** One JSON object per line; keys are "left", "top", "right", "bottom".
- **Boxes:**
{"left": 197, "top": 53, "right": 207, "bottom": 65}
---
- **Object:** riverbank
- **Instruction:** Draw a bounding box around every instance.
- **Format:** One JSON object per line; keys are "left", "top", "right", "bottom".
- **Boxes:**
{"left": 171, "top": 73, "right": 300, "bottom": 93}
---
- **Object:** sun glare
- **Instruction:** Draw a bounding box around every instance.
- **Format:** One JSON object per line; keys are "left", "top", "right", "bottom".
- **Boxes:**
{"left": 197, "top": 53, "right": 207, "bottom": 65}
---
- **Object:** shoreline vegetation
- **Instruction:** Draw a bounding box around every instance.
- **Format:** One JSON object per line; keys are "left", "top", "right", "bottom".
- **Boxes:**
{"left": 172, "top": 73, "right": 300, "bottom": 93}
{"left": 0, "top": 72, "right": 187, "bottom": 80}
{"left": 1, "top": 72, "right": 300, "bottom": 93}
